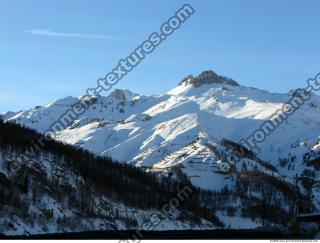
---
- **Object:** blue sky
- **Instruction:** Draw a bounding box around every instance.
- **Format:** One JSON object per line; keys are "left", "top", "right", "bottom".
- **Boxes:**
{"left": 0, "top": 0, "right": 319, "bottom": 112}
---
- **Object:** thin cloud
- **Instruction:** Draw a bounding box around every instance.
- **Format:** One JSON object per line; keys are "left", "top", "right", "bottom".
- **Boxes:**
{"left": 26, "top": 29, "right": 118, "bottom": 40}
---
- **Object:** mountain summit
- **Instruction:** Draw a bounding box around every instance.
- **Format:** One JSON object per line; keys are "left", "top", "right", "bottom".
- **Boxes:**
{"left": 108, "top": 89, "right": 140, "bottom": 101}
{"left": 179, "top": 70, "right": 239, "bottom": 87}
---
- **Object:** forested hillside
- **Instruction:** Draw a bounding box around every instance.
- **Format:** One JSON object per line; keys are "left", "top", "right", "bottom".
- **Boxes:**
{"left": 0, "top": 119, "right": 222, "bottom": 235}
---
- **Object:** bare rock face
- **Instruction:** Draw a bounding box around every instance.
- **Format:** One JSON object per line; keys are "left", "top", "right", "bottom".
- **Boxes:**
{"left": 108, "top": 89, "right": 139, "bottom": 101}
{"left": 179, "top": 70, "right": 239, "bottom": 87}
{"left": 110, "top": 89, "right": 128, "bottom": 100}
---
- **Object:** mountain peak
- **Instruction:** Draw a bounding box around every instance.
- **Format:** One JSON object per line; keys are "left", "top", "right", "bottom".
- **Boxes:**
{"left": 179, "top": 70, "right": 239, "bottom": 87}
{"left": 45, "top": 96, "right": 79, "bottom": 108}
{"left": 108, "top": 89, "right": 140, "bottom": 101}
{"left": 0, "top": 111, "right": 16, "bottom": 120}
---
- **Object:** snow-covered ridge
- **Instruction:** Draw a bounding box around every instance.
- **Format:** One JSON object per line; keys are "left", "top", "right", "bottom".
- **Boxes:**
{"left": 4, "top": 70, "right": 320, "bottom": 231}
{"left": 108, "top": 89, "right": 141, "bottom": 101}
{"left": 4, "top": 70, "right": 320, "bottom": 199}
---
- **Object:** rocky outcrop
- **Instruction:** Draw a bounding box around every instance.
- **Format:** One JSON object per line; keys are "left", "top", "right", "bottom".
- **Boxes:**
{"left": 179, "top": 70, "right": 239, "bottom": 87}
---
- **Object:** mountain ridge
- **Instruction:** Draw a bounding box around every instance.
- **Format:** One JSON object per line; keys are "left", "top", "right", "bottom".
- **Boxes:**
{"left": 3, "top": 70, "right": 320, "bottom": 232}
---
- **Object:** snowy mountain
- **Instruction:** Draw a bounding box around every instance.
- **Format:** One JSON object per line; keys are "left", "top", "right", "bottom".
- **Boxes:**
{"left": 4, "top": 70, "right": 320, "bottom": 232}
{"left": 0, "top": 121, "right": 220, "bottom": 235}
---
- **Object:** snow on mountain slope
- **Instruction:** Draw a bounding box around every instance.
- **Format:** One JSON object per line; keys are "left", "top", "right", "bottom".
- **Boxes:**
{"left": 0, "top": 111, "right": 16, "bottom": 121}
{"left": 5, "top": 89, "right": 164, "bottom": 133}
{"left": 5, "top": 71, "right": 320, "bottom": 195}
{"left": 0, "top": 121, "right": 221, "bottom": 236}
{"left": 0, "top": 152, "right": 216, "bottom": 236}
